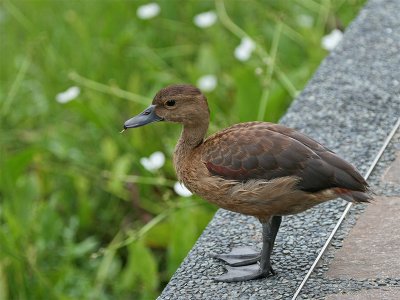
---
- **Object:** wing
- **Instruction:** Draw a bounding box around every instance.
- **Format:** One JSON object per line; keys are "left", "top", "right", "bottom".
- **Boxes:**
{"left": 202, "top": 122, "right": 368, "bottom": 193}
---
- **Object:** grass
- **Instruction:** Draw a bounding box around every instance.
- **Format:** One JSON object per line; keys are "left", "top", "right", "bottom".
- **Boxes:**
{"left": 1, "top": 0, "right": 365, "bottom": 299}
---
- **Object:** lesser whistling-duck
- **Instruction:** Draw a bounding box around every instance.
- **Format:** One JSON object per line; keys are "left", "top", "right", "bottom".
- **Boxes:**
{"left": 123, "top": 84, "right": 371, "bottom": 282}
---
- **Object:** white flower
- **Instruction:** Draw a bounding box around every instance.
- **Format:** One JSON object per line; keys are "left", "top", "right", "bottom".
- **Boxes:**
{"left": 140, "top": 151, "right": 165, "bottom": 172}
{"left": 137, "top": 3, "right": 160, "bottom": 20}
{"left": 56, "top": 86, "right": 80, "bottom": 103}
{"left": 297, "top": 14, "right": 313, "bottom": 28}
{"left": 197, "top": 74, "right": 217, "bottom": 92}
{"left": 321, "top": 29, "right": 343, "bottom": 51}
{"left": 174, "top": 182, "right": 193, "bottom": 197}
{"left": 234, "top": 37, "right": 256, "bottom": 61}
{"left": 193, "top": 11, "right": 217, "bottom": 28}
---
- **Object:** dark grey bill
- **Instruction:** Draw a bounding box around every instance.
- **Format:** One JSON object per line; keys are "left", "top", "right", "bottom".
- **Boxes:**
{"left": 123, "top": 105, "right": 163, "bottom": 129}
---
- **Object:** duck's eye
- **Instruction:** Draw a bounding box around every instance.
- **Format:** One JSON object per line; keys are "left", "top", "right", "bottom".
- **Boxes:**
{"left": 165, "top": 99, "right": 176, "bottom": 107}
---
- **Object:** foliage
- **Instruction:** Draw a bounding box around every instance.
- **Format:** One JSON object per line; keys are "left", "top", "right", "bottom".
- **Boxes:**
{"left": 0, "top": 0, "right": 364, "bottom": 299}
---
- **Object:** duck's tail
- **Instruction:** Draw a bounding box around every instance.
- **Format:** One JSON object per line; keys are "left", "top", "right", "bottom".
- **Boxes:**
{"left": 334, "top": 187, "right": 374, "bottom": 203}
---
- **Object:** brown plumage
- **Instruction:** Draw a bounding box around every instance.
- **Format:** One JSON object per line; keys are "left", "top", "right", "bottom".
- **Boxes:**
{"left": 123, "top": 84, "right": 372, "bottom": 282}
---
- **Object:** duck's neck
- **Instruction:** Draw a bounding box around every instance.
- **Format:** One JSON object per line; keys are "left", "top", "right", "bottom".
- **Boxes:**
{"left": 175, "top": 122, "right": 208, "bottom": 159}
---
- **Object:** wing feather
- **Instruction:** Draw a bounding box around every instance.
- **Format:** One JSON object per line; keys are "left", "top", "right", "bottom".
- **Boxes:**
{"left": 202, "top": 122, "right": 368, "bottom": 193}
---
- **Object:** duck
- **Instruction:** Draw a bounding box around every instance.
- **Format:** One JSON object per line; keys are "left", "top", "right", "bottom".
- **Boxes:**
{"left": 123, "top": 84, "right": 372, "bottom": 282}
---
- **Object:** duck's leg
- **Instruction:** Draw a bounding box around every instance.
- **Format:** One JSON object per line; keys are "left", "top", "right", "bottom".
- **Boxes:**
{"left": 259, "top": 215, "right": 281, "bottom": 276}
{"left": 214, "top": 216, "right": 282, "bottom": 282}
{"left": 213, "top": 216, "right": 281, "bottom": 267}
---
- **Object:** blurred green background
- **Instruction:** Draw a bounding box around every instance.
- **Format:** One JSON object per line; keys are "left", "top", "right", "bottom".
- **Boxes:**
{"left": 1, "top": 0, "right": 365, "bottom": 299}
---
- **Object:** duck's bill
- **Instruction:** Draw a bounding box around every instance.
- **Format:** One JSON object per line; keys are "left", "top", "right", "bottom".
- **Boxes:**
{"left": 123, "top": 105, "right": 163, "bottom": 129}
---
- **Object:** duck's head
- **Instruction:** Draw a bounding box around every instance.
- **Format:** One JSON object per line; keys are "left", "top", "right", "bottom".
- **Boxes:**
{"left": 124, "top": 84, "right": 210, "bottom": 130}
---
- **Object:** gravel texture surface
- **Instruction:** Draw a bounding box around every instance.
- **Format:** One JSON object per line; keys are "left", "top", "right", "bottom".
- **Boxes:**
{"left": 159, "top": 0, "right": 400, "bottom": 299}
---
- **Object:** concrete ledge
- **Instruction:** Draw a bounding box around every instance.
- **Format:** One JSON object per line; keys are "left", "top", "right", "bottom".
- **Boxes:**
{"left": 326, "top": 196, "right": 400, "bottom": 280}
{"left": 159, "top": 0, "right": 400, "bottom": 299}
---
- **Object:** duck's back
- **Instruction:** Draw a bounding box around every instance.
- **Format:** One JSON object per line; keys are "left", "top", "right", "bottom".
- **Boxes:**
{"left": 202, "top": 122, "right": 370, "bottom": 201}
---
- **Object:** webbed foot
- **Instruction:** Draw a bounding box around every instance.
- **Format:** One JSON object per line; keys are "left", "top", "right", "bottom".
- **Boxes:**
{"left": 212, "top": 247, "right": 260, "bottom": 266}
{"left": 214, "top": 263, "right": 275, "bottom": 282}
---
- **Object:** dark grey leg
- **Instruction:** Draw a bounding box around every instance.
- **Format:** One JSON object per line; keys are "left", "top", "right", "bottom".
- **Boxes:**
{"left": 214, "top": 216, "right": 282, "bottom": 282}
{"left": 259, "top": 215, "right": 281, "bottom": 276}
